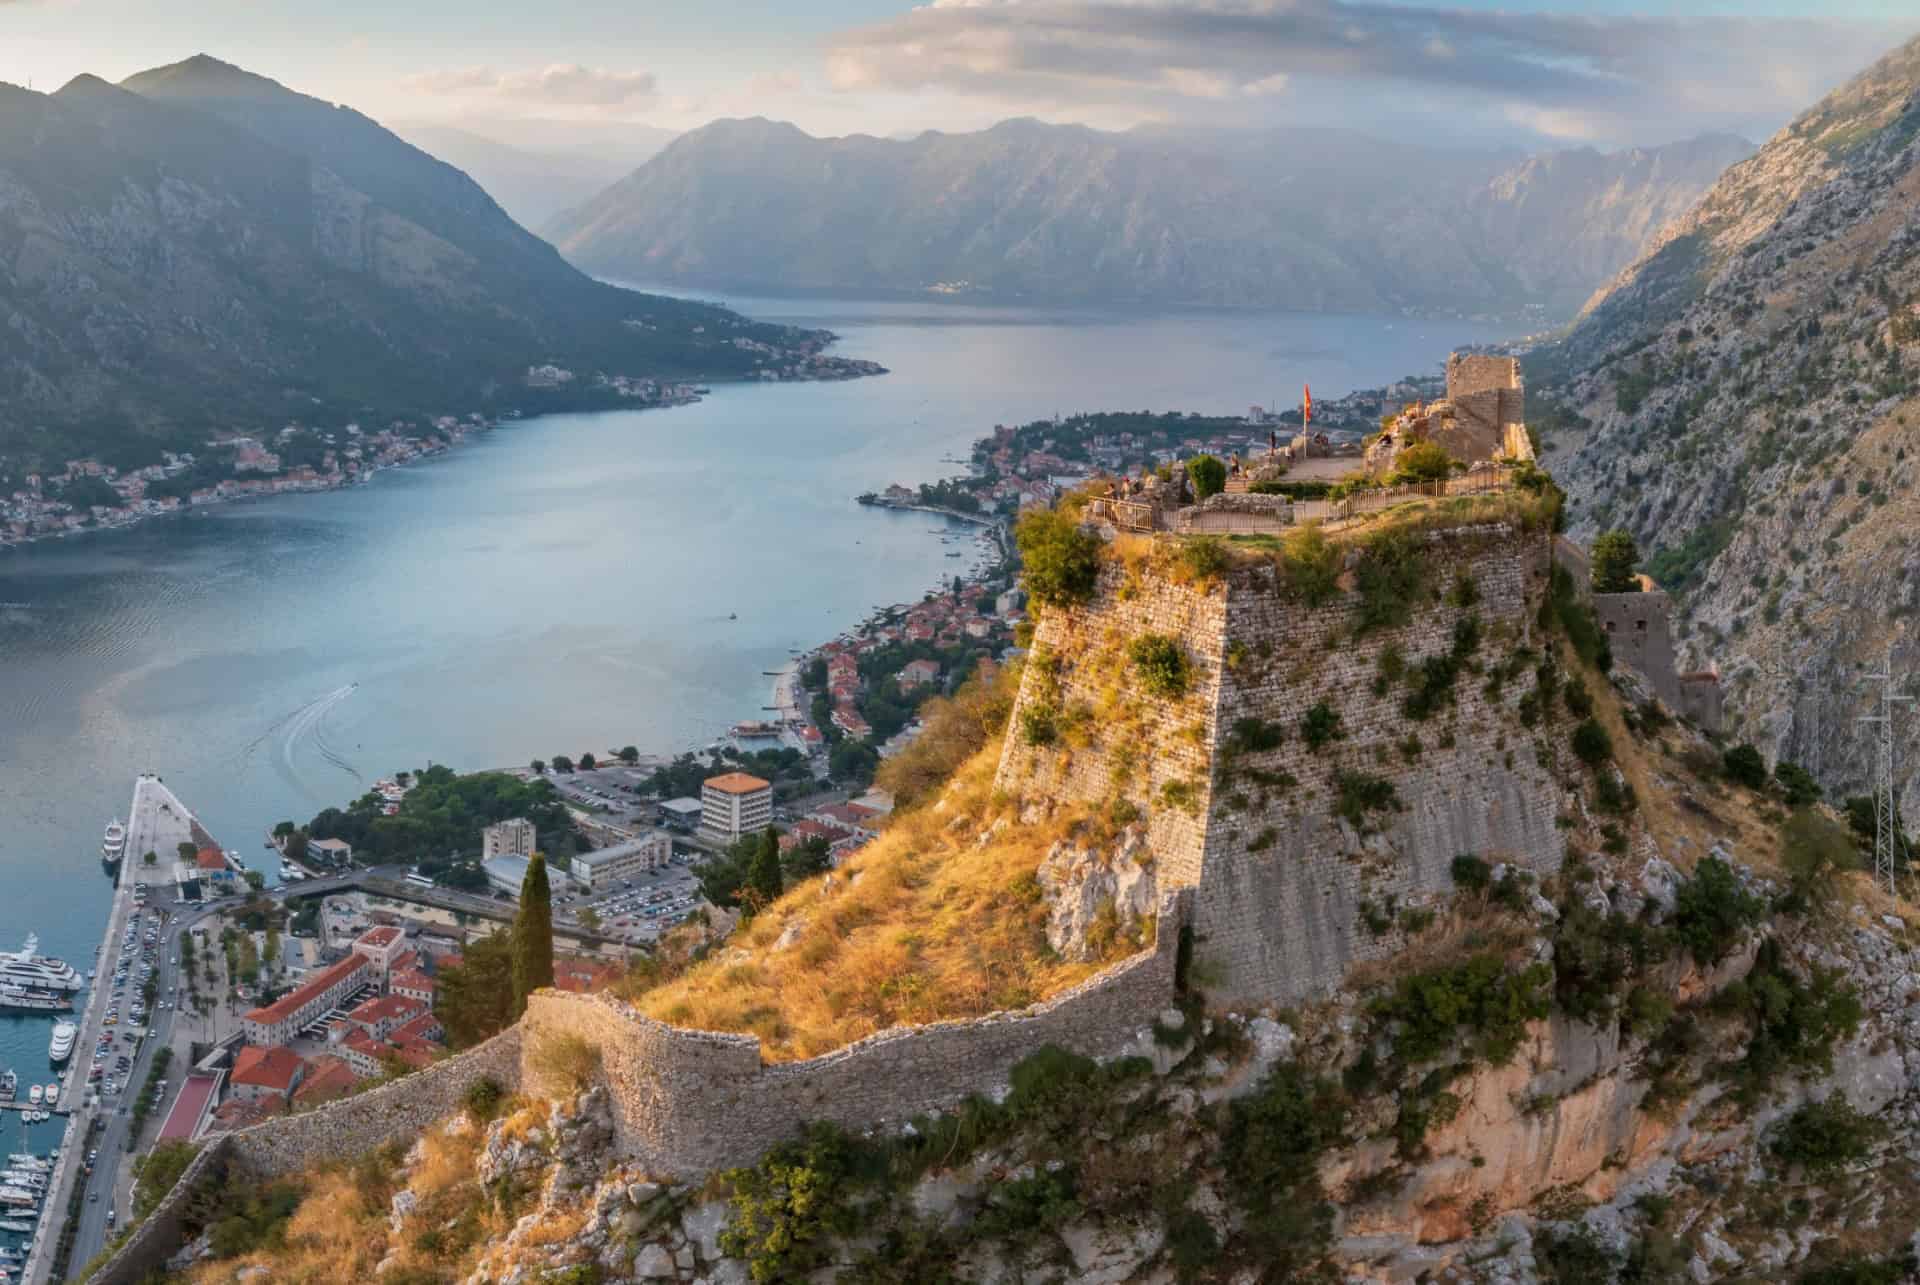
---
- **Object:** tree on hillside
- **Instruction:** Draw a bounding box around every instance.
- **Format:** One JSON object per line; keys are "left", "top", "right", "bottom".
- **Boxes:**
{"left": 1186, "top": 454, "right": 1227, "bottom": 501}
{"left": 745, "top": 829, "right": 784, "bottom": 912}
{"left": 1590, "top": 530, "right": 1641, "bottom": 594}
{"left": 1014, "top": 509, "right": 1102, "bottom": 608}
{"left": 618, "top": 746, "right": 640, "bottom": 765}
{"left": 530, "top": 759, "right": 546, "bottom": 775}
{"left": 512, "top": 855, "right": 555, "bottom": 1016}
{"left": 580, "top": 752, "right": 598, "bottom": 770}
{"left": 438, "top": 932, "right": 516, "bottom": 1047}
{"left": 551, "top": 755, "right": 575, "bottom": 774}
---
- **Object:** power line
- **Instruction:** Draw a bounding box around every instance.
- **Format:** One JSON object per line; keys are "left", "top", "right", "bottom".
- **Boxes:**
{"left": 1858, "top": 646, "right": 1911, "bottom": 900}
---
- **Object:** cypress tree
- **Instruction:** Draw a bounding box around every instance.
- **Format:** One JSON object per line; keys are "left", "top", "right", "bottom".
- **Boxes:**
{"left": 512, "top": 854, "right": 555, "bottom": 1016}
{"left": 746, "top": 829, "right": 784, "bottom": 910}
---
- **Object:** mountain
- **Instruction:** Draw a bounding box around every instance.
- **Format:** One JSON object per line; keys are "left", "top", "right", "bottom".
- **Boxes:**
{"left": 391, "top": 124, "right": 675, "bottom": 232}
{"left": 543, "top": 118, "right": 1750, "bottom": 317}
{"left": 1535, "top": 33, "right": 1920, "bottom": 806}
{"left": 0, "top": 56, "right": 845, "bottom": 475}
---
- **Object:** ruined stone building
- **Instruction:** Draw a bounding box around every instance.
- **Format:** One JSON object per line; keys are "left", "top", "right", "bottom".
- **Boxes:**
{"left": 1365, "top": 353, "right": 1531, "bottom": 477}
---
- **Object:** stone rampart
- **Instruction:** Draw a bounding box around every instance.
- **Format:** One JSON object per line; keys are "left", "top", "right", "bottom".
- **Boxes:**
{"left": 226, "top": 1025, "right": 524, "bottom": 1177}
{"left": 523, "top": 888, "right": 1188, "bottom": 1177}
{"left": 996, "top": 566, "right": 1222, "bottom": 889}
{"left": 1195, "top": 524, "right": 1567, "bottom": 1003}
{"left": 84, "top": 1137, "right": 233, "bottom": 1285}
{"left": 993, "top": 522, "right": 1570, "bottom": 1007}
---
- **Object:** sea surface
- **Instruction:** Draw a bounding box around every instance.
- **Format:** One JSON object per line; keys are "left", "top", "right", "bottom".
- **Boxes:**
{"left": 0, "top": 296, "right": 1510, "bottom": 1082}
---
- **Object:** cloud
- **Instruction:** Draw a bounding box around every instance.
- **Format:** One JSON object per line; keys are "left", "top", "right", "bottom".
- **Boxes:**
{"left": 404, "top": 63, "right": 658, "bottom": 109}
{"left": 824, "top": 0, "right": 1918, "bottom": 144}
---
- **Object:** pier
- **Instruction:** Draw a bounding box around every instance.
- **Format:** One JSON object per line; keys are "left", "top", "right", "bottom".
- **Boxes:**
{"left": 25, "top": 776, "right": 202, "bottom": 1285}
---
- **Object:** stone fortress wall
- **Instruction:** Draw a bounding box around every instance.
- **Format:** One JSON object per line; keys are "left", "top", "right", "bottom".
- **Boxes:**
{"left": 518, "top": 890, "right": 1189, "bottom": 1176}
{"left": 85, "top": 1029, "right": 525, "bottom": 1285}
{"left": 1553, "top": 536, "right": 1722, "bottom": 733}
{"left": 994, "top": 522, "right": 1571, "bottom": 1006}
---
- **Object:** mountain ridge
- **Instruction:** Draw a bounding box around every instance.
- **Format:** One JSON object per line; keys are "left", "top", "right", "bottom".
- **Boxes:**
{"left": 1537, "top": 31, "right": 1920, "bottom": 806}
{"left": 544, "top": 117, "right": 1751, "bottom": 318}
{"left": 0, "top": 55, "right": 861, "bottom": 476}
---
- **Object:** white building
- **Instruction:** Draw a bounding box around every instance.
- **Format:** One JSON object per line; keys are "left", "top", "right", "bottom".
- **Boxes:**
{"left": 241, "top": 954, "right": 374, "bottom": 1046}
{"left": 572, "top": 831, "right": 673, "bottom": 890}
{"left": 701, "top": 772, "right": 773, "bottom": 841}
{"left": 482, "top": 817, "right": 537, "bottom": 861}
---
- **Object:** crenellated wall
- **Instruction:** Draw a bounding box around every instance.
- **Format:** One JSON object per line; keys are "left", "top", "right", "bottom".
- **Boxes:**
{"left": 520, "top": 889, "right": 1189, "bottom": 1176}
{"left": 996, "top": 522, "right": 1571, "bottom": 1006}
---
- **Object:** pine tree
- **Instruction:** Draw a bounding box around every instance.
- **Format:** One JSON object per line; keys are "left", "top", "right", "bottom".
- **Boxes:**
{"left": 1589, "top": 529, "right": 1641, "bottom": 594}
{"left": 746, "top": 829, "right": 784, "bottom": 911}
{"left": 511, "top": 854, "right": 555, "bottom": 1016}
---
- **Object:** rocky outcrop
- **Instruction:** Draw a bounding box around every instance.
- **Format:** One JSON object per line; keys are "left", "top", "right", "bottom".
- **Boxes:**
{"left": 1035, "top": 826, "right": 1159, "bottom": 962}
{"left": 1543, "top": 32, "right": 1920, "bottom": 810}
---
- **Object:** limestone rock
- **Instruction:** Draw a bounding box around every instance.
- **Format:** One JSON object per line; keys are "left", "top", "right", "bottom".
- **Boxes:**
{"left": 682, "top": 1200, "right": 731, "bottom": 1262}
{"left": 634, "top": 1243, "right": 678, "bottom": 1278}
{"left": 1035, "top": 825, "right": 1158, "bottom": 961}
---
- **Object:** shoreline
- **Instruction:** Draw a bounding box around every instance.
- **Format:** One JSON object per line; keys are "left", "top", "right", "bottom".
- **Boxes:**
{"left": 0, "top": 366, "right": 886, "bottom": 557}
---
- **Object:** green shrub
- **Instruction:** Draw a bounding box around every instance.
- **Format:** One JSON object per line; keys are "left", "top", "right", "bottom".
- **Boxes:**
{"left": 1798, "top": 1253, "right": 1919, "bottom": 1285}
{"left": 1548, "top": 566, "right": 1613, "bottom": 671}
{"left": 1774, "top": 760, "right": 1822, "bottom": 806}
{"left": 1129, "top": 634, "right": 1190, "bottom": 699}
{"left": 1550, "top": 904, "right": 1672, "bottom": 1025}
{"left": 1779, "top": 808, "right": 1857, "bottom": 916}
{"left": 720, "top": 1124, "right": 873, "bottom": 1282}
{"left": 1392, "top": 441, "right": 1455, "bottom": 484}
{"left": 1570, "top": 718, "right": 1612, "bottom": 767}
{"left": 1671, "top": 857, "right": 1765, "bottom": 965}
{"left": 1449, "top": 855, "right": 1492, "bottom": 891}
{"left": 1537, "top": 1224, "right": 1620, "bottom": 1285}
{"left": 1353, "top": 527, "right": 1429, "bottom": 634}
{"left": 1715, "top": 939, "right": 1862, "bottom": 1103}
{"left": 1015, "top": 509, "right": 1103, "bottom": 608}
{"left": 1179, "top": 536, "right": 1230, "bottom": 581}
{"left": 1226, "top": 716, "right": 1286, "bottom": 756}
{"left": 1020, "top": 704, "right": 1060, "bottom": 747}
{"left": 1561, "top": 681, "right": 1593, "bottom": 718}
{"left": 1164, "top": 1207, "right": 1221, "bottom": 1280}
{"left": 1769, "top": 1097, "right": 1884, "bottom": 1175}
{"left": 1301, "top": 701, "right": 1343, "bottom": 750}
{"left": 1275, "top": 524, "right": 1343, "bottom": 605}
{"left": 1186, "top": 454, "right": 1227, "bottom": 500}
{"left": 1722, "top": 743, "right": 1769, "bottom": 790}
{"left": 1371, "top": 953, "right": 1552, "bottom": 1066}
{"left": 461, "top": 1076, "right": 505, "bottom": 1122}
{"left": 1446, "top": 571, "right": 1480, "bottom": 609}
{"left": 1223, "top": 1065, "right": 1347, "bottom": 1280}
{"left": 1333, "top": 771, "right": 1401, "bottom": 830}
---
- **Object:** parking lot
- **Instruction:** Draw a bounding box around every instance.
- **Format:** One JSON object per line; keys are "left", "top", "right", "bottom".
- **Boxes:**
{"left": 558, "top": 851, "right": 706, "bottom": 942}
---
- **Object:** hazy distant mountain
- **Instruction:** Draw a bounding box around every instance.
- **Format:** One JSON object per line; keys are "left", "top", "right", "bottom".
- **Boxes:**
{"left": 394, "top": 124, "right": 676, "bottom": 231}
{"left": 0, "top": 56, "right": 828, "bottom": 472}
{"left": 544, "top": 118, "right": 1752, "bottom": 317}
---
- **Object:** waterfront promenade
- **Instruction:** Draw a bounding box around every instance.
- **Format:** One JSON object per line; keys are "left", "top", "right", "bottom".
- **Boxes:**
{"left": 28, "top": 777, "right": 200, "bottom": 1285}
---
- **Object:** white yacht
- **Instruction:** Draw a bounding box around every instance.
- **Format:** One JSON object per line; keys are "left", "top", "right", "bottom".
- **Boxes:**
{"left": 101, "top": 820, "right": 126, "bottom": 863}
{"left": 40, "top": 1086, "right": 54, "bottom": 1107}
{"left": 24, "top": 1089, "right": 38, "bottom": 1109}
{"left": 0, "top": 939, "right": 81, "bottom": 994}
{"left": 46, "top": 1025, "right": 73, "bottom": 1065}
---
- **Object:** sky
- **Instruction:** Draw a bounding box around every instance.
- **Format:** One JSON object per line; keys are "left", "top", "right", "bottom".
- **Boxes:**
{"left": 3, "top": 0, "right": 1918, "bottom": 152}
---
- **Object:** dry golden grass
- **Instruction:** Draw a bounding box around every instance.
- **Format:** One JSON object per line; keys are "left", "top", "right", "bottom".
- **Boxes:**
{"left": 634, "top": 745, "right": 1140, "bottom": 1060}
{"left": 184, "top": 1169, "right": 386, "bottom": 1285}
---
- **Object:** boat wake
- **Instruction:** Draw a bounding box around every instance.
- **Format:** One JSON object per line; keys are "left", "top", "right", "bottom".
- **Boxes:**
{"left": 243, "top": 684, "right": 362, "bottom": 789}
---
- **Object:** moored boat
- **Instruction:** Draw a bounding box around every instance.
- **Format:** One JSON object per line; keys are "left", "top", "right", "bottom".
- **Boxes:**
{"left": 47, "top": 1023, "right": 75, "bottom": 1064}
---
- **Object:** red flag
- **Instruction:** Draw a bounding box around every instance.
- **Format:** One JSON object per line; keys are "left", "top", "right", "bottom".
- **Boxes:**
{"left": 1303, "top": 384, "right": 1312, "bottom": 426}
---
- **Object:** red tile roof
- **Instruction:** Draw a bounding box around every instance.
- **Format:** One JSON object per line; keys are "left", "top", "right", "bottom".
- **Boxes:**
{"left": 391, "top": 969, "right": 435, "bottom": 994}
{"left": 244, "top": 955, "right": 368, "bottom": 1026}
{"left": 291, "top": 1055, "right": 359, "bottom": 1105}
{"left": 347, "top": 994, "right": 427, "bottom": 1026}
{"left": 704, "top": 772, "right": 770, "bottom": 795}
{"left": 195, "top": 848, "right": 227, "bottom": 871}
{"left": 231, "top": 1045, "right": 304, "bottom": 1092}
{"left": 356, "top": 926, "right": 403, "bottom": 949}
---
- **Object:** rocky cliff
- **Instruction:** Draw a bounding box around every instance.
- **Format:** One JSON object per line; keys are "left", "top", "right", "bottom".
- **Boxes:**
{"left": 1535, "top": 31, "right": 1920, "bottom": 813}
{"left": 544, "top": 118, "right": 1748, "bottom": 319}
